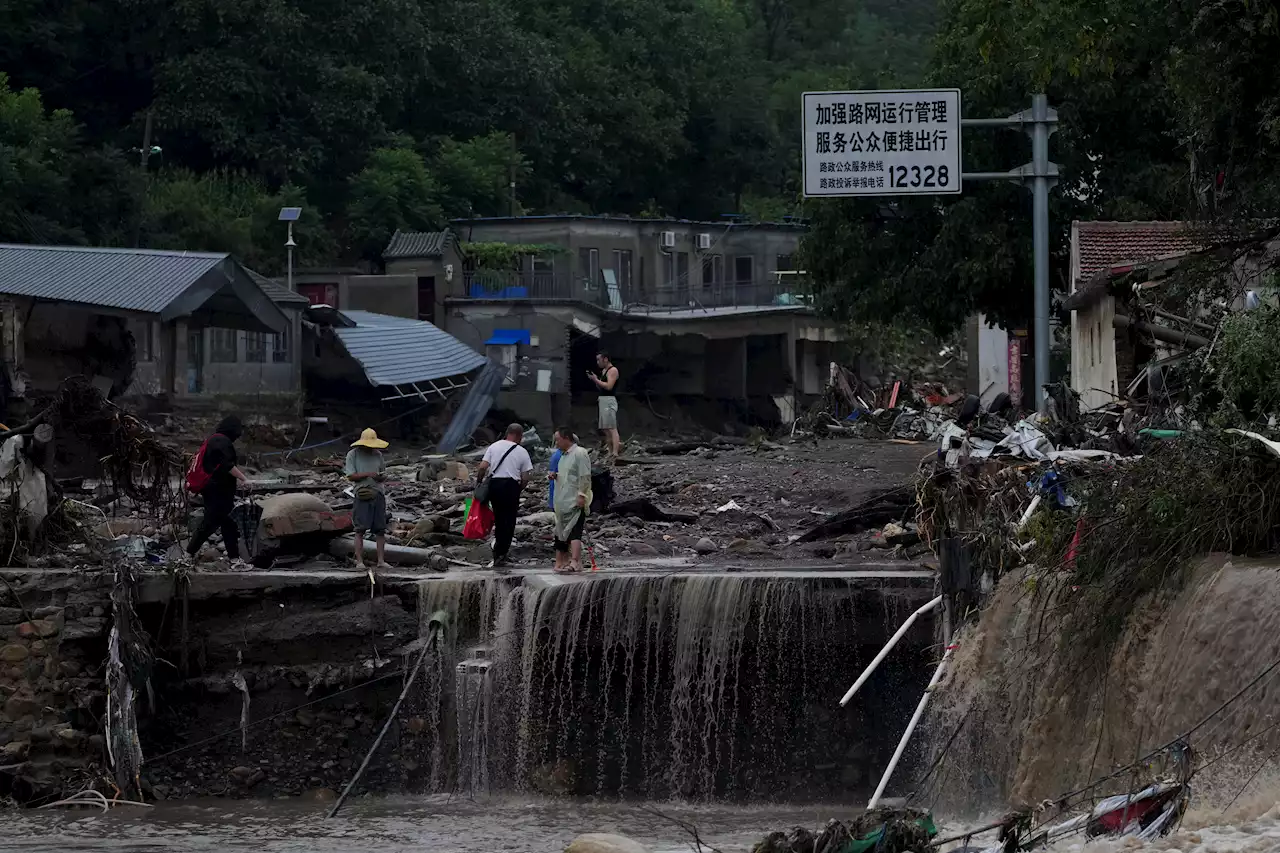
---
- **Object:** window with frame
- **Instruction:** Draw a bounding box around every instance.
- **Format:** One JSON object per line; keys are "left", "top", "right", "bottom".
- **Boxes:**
{"left": 245, "top": 331, "right": 267, "bottom": 363}
{"left": 676, "top": 252, "right": 689, "bottom": 292}
{"left": 487, "top": 344, "right": 518, "bottom": 387}
{"left": 612, "top": 250, "right": 632, "bottom": 292}
{"left": 210, "top": 328, "right": 238, "bottom": 363}
{"left": 273, "top": 325, "right": 292, "bottom": 363}
{"left": 776, "top": 254, "right": 795, "bottom": 272}
{"left": 578, "top": 247, "right": 600, "bottom": 288}
{"left": 663, "top": 252, "right": 676, "bottom": 288}
{"left": 702, "top": 255, "right": 723, "bottom": 289}
{"left": 734, "top": 255, "right": 754, "bottom": 285}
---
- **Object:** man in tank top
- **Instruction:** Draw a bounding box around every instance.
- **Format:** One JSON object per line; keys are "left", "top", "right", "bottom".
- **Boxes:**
{"left": 587, "top": 351, "right": 621, "bottom": 459}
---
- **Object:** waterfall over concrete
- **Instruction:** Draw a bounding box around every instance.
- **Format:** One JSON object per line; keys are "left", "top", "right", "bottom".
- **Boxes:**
{"left": 415, "top": 571, "right": 937, "bottom": 800}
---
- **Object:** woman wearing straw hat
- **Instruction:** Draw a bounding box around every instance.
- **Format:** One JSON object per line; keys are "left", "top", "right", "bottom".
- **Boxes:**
{"left": 345, "top": 428, "right": 390, "bottom": 569}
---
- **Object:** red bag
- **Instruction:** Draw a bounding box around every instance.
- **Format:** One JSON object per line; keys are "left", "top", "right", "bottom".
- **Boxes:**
{"left": 463, "top": 497, "right": 495, "bottom": 540}
{"left": 185, "top": 438, "right": 213, "bottom": 494}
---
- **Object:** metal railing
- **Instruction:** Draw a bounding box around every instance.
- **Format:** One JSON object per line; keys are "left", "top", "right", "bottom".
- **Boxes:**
{"left": 452, "top": 271, "right": 810, "bottom": 311}
{"left": 458, "top": 270, "right": 577, "bottom": 300}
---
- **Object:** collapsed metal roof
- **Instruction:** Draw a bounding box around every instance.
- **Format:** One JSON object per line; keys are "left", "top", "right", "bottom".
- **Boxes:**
{"left": 312, "top": 309, "right": 488, "bottom": 400}
{"left": 0, "top": 244, "right": 288, "bottom": 333}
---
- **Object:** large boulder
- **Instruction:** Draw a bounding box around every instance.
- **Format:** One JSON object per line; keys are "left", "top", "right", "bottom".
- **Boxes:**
{"left": 564, "top": 833, "right": 650, "bottom": 853}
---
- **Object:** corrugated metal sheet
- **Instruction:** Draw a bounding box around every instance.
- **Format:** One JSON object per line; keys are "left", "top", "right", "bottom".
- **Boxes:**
{"left": 0, "top": 244, "right": 229, "bottom": 313}
{"left": 333, "top": 310, "right": 487, "bottom": 387}
{"left": 383, "top": 229, "right": 453, "bottom": 259}
{"left": 437, "top": 360, "right": 507, "bottom": 454}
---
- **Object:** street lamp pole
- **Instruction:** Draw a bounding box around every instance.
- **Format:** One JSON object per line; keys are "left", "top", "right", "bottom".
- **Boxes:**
{"left": 279, "top": 207, "right": 302, "bottom": 291}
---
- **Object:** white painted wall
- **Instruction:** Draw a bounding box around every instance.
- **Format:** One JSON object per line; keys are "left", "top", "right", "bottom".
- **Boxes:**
{"left": 973, "top": 314, "right": 1010, "bottom": 406}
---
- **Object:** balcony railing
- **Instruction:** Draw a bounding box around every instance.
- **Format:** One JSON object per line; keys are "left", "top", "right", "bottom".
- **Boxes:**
{"left": 452, "top": 271, "right": 810, "bottom": 311}
{"left": 459, "top": 270, "right": 577, "bottom": 300}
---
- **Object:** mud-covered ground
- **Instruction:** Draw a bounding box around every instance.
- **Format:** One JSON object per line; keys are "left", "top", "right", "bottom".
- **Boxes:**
{"left": 570, "top": 437, "right": 929, "bottom": 566}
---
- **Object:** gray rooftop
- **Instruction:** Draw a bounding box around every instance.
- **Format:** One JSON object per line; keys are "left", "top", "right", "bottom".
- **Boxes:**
{"left": 332, "top": 310, "right": 487, "bottom": 387}
{"left": 0, "top": 244, "right": 288, "bottom": 332}
{"left": 246, "top": 269, "right": 311, "bottom": 306}
{"left": 383, "top": 230, "right": 453, "bottom": 260}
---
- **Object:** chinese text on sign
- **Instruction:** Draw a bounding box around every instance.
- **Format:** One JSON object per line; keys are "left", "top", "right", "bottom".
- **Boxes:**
{"left": 802, "top": 89, "right": 962, "bottom": 197}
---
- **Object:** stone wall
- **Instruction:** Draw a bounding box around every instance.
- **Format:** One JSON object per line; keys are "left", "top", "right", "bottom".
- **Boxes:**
{"left": 0, "top": 572, "right": 112, "bottom": 803}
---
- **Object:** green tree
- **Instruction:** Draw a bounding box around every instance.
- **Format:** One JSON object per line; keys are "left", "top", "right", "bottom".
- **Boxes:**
{"left": 802, "top": 0, "right": 1190, "bottom": 334}
{"left": 346, "top": 142, "right": 444, "bottom": 261}
{"left": 431, "top": 133, "right": 527, "bottom": 219}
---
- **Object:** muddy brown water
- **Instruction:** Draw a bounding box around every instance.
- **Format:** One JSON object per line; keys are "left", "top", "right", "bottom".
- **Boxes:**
{"left": 5, "top": 796, "right": 844, "bottom": 852}
{"left": 9, "top": 795, "right": 1280, "bottom": 852}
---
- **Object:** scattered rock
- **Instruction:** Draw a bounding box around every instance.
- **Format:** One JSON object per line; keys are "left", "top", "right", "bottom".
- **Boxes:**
{"left": 341, "top": 716, "right": 358, "bottom": 729}
{"left": 405, "top": 717, "right": 427, "bottom": 734}
{"left": 468, "top": 543, "right": 493, "bottom": 564}
{"left": 1, "top": 740, "right": 30, "bottom": 761}
{"left": 228, "top": 766, "right": 266, "bottom": 786}
{"left": 520, "top": 511, "right": 556, "bottom": 527}
{"left": 628, "top": 542, "right": 659, "bottom": 556}
{"left": 0, "top": 644, "right": 29, "bottom": 663}
{"left": 17, "top": 620, "right": 58, "bottom": 639}
{"left": 565, "top": 833, "right": 651, "bottom": 853}
{"left": 301, "top": 787, "right": 338, "bottom": 802}
{"left": 435, "top": 461, "right": 470, "bottom": 482}
{"left": 694, "top": 538, "right": 718, "bottom": 555}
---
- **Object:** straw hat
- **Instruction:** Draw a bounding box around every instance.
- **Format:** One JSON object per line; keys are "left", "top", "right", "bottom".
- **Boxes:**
{"left": 351, "top": 428, "right": 389, "bottom": 449}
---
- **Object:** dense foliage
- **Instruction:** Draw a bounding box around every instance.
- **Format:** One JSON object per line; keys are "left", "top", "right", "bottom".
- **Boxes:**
{"left": 803, "top": 0, "right": 1280, "bottom": 335}
{"left": 0, "top": 0, "right": 936, "bottom": 271}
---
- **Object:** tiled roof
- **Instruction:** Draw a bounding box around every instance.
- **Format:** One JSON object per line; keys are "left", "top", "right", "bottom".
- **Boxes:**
{"left": 383, "top": 229, "right": 453, "bottom": 260}
{"left": 1073, "top": 221, "right": 1202, "bottom": 287}
{"left": 246, "top": 269, "right": 311, "bottom": 305}
{"left": 331, "top": 310, "right": 486, "bottom": 387}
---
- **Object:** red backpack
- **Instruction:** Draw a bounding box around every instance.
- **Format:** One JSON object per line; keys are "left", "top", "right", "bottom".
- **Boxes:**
{"left": 185, "top": 437, "right": 214, "bottom": 494}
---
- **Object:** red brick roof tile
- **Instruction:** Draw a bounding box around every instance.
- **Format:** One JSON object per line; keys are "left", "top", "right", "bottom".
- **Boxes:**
{"left": 1073, "top": 221, "right": 1201, "bottom": 288}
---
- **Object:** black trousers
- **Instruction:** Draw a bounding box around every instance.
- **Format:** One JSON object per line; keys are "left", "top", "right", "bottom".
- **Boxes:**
{"left": 488, "top": 477, "right": 523, "bottom": 561}
{"left": 188, "top": 487, "right": 241, "bottom": 559}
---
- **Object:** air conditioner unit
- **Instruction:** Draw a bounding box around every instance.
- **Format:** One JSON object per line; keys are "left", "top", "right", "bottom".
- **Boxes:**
{"left": 696, "top": 233, "right": 712, "bottom": 251}
{"left": 660, "top": 231, "right": 677, "bottom": 249}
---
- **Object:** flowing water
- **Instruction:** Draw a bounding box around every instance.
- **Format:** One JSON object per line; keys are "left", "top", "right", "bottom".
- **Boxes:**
{"left": 12, "top": 563, "right": 1280, "bottom": 851}
{"left": 8, "top": 793, "right": 1280, "bottom": 852}
{"left": 415, "top": 573, "right": 934, "bottom": 800}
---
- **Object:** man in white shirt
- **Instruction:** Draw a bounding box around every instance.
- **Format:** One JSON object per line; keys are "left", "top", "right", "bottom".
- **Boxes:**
{"left": 477, "top": 423, "right": 534, "bottom": 569}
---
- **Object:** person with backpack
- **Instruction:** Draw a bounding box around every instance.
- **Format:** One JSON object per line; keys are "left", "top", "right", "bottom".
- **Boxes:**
{"left": 186, "top": 416, "right": 249, "bottom": 567}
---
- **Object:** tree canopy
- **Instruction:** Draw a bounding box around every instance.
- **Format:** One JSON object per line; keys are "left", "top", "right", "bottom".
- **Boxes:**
{"left": 803, "top": 0, "right": 1280, "bottom": 335}
{"left": 0, "top": 0, "right": 936, "bottom": 272}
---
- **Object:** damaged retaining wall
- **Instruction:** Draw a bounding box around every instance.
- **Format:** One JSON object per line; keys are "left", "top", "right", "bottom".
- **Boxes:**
{"left": 0, "top": 571, "right": 113, "bottom": 803}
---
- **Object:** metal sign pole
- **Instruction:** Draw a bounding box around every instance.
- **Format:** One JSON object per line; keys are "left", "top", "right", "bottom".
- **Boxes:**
{"left": 802, "top": 89, "right": 1060, "bottom": 412}
{"left": 961, "top": 94, "right": 1059, "bottom": 412}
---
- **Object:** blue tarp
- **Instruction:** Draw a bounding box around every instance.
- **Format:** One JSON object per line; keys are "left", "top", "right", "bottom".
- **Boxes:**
{"left": 485, "top": 329, "right": 532, "bottom": 346}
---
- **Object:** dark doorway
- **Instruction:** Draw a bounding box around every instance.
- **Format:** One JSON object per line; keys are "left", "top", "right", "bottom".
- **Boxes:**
{"left": 418, "top": 276, "right": 436, "bottom": 323}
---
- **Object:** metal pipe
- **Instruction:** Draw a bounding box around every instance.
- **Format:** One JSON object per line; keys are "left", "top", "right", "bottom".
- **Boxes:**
{"left": 867, "top": 642, "right": 956, "bottom": 809}
{"left": 1112, "top": 314, "right": 1210, "bottom": 349}
{"left": 327, "top": 612, "right": 449, "bottom": 819}
{"left": 1031, "top": 93, "right": 1051, "bottom": 413}
{"left": 839, "top": 595, "right": 942, "bottom": 707}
